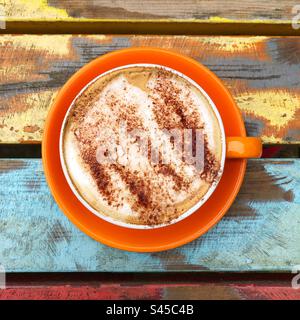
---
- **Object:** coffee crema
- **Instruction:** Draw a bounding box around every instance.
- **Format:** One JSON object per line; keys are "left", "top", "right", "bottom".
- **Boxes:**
{"left": 61, "top": 65, "right": 224, "bottom": 226}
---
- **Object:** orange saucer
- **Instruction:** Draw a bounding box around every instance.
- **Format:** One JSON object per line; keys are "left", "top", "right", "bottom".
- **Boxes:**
{"left": 42, "top": 48, "right": 246, "bottom": 252}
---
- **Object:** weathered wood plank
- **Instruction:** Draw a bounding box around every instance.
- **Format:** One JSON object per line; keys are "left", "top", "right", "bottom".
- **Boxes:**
{"left": 0, "top": 35, "right": 299, "bottom": 144}
{"left": 1, "top": 283, "right": 300, "bottom": 300}
{"left": 3, "top": 0, "right": 299, "bottom": 22}
{"left": 3, "top": 0, "right": 300, "bottom": 36}
{"left": 0, "top": 159, "right": 299, "bottom": 272}
{"left": 3, "top": 273, "right": 298, "bottom": 300}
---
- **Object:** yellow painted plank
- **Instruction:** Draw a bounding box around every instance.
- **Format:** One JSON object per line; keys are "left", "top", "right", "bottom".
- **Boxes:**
{"left": 3, "top": 0, "right": 299, "bottom": 22}
{"left": 0, "top": 35, "right": 299, "bottom": 144}
{"left": 1, "top": 1, "right": 300, "bottom": 35}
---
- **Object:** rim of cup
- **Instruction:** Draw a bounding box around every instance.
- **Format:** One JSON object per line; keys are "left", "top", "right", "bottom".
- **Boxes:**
{"left": 59, "top": 63, "right": 226, "bottom": 229}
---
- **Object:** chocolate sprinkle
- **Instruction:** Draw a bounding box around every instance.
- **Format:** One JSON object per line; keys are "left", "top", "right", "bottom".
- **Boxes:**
{"left": 64, "top": 66, "right": 222, "bottom": 226}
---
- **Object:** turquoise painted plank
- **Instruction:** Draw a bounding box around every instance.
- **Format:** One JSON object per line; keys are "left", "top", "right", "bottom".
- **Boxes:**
{"left": 0, "top": 159, "right": 299, "bottom": 272}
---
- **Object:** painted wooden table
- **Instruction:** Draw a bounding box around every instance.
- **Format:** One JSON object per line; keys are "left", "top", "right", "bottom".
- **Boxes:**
{"left": 0, "top": 0, "right": 300, "bottom": 300}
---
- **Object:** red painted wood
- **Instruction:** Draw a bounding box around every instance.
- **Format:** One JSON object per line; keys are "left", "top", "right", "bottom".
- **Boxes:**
{"left": 0, "top": 284, "right": 299, "bottom": 300}
{"left": 235, "top": 285, "right": 300, "bottom": 300}
{"left": 0, "top": 285, "right": 161, "bottom": 300}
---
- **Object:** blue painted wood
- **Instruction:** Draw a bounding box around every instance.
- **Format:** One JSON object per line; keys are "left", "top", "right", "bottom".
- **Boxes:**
{"left": 0, "top": 159, "right": 299, "bottom": 272}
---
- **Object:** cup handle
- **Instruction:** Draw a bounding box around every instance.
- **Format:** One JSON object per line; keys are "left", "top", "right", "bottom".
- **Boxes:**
{"left": 226, "top": 137, "right": 262, "bottom": 158}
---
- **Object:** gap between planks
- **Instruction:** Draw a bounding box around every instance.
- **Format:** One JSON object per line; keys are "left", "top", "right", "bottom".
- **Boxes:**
{"left": 0, "top": 145, "right": 299, "bottom": 159}
{"left": 4, "top": 272, "right": 296, "bottom": 285}
{"left": 1, "top": 20, "right": 300, "bottom": 36}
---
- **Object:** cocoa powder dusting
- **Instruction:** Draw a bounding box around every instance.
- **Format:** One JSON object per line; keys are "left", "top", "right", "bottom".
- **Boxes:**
{"left": 152, "top": 70, "right": 220, "bottom": 184}
{"left": 157, "top": 164, "right": 185, "bottom": 191}
{"left": 200, "top": 137, "right": 220, "bottom": 183}
{"left": 151, "top": 69, "right": 201, "bottom": 129}
{"left": 65, "top": 66, "right": 222, "bottom": 226}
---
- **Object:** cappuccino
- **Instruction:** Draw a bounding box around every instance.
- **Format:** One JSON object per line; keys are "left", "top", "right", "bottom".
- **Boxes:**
{"left": 61, "top": 65, "right": 224, "bottom": 227}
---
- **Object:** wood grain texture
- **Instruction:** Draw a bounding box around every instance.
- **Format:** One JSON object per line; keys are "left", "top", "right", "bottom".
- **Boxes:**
{"left": 0, "top": 159, "right": 299, "bottom": 272}
{"left": 3, "top": 1, "right": 300, "bottom": 35}
{"left": 3, "top": 1, "right": 300, "bottom": 36}
{"left": 0, "top": 35, "right": 299, "bottom": 144}
{"left": 3, "top": 0, "right": 299, "bottom": 21}
{"left": 1, "top": 283, "right": 300, "bottom": 300}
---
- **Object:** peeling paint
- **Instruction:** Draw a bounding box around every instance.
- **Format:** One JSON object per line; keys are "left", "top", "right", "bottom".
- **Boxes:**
{"left": 0, "top": 90, "right": 56, "bottom": 143}
{"left": 200, "top": 37, "right": 267, "bottom": 53}
{"left": 0, "top": 160, "right": 299, "bottom": 272}
{"left": 0, "top": 35, "right": 73, "bottom": 57}
{"left": 0, "top": 35, "right": 299, "bottom": 144}
{"left": 3, "top": 2, "right": 294, "bottom": 24}
{"left": 4, "top": 0, "right": 70, "bottom": 19}
{"left": 236, "top": 90, "right": 300, "bottom": 128}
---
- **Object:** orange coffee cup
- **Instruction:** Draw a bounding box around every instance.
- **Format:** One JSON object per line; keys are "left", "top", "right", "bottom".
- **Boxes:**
{"left": 58, "top": 63, "right": 262, "bottom": 229}
{"left": 43, "top": 48, "right": 262, "bottom": 251}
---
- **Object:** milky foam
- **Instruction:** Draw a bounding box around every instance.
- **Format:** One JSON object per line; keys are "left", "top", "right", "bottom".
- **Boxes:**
{"left": 61, "top": 65, "right": 224, "bottom": 226}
